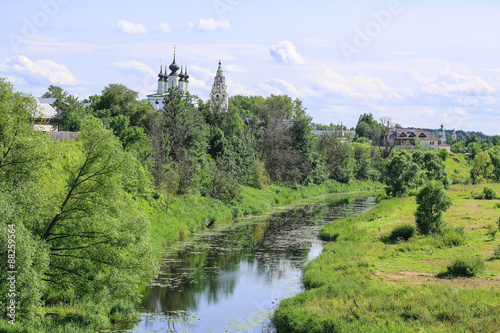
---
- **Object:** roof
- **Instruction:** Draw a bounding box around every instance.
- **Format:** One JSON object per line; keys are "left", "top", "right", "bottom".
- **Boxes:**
{"left": 35, "top": 98, "right": 57, "bottom": 119}
{"left": 389, "top": 128, "right": 438, "bottom": 141}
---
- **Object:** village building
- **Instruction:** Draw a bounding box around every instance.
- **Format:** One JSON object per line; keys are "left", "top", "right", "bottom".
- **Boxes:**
{"left": 388, "top": 128, "right": 439, "bottom": 150}
{"left": 33, "top": 98, "right": 58, "bottom": 131}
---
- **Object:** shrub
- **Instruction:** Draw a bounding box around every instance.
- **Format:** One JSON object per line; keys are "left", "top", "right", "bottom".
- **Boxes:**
{"left": 487, "top": 224, "right": 498, "bottom": 241}
{"left": 108, "top": 300, "right": 139, "bottom": 323}
{"left": 440, "top": 227, "right": 466, "bottom": 247}
{"left": 388, "top": 224, "right": 416, "bottom": 242}
{"left": 483, "top": 187, "right": 497, "bottom": 200}
{"left": 494, "top": 246, "right": 500, "bottom": 259}
{"left": 441, "top": 257, "right": 485, "bottom": 278}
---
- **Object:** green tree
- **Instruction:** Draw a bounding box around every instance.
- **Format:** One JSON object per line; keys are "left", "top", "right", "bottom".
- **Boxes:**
{"left": 40, "top": 116, "right": 155, "bottom": 303}
{"left": 317, "top": 133, "right": 354, "bottom": 183}
{"left": 383, "top": 151, "right": 419, "bottom": 197}
{"left": 355, "top": 113, "right": 381, "bottom": 141}
{"left": 42, "top": 85, "right": 88, "bottom": 131}
{"left": 488, "top": 147, "right": 500, "bottom": 181}
{"left": 415, "top": 181, "right": 452, "bottom": 235}
{"left": 470, "top": 151, "right": 495, "bottom": 184}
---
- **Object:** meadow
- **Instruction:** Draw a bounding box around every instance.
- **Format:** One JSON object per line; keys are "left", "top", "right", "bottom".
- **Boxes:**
{"left": 273, "top": 183, "right": 500, "bottom": 332}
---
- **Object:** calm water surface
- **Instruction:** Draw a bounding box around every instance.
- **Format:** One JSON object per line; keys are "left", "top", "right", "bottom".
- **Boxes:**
{"left": 132, "top": 196, "right": 376, "bottom": 333}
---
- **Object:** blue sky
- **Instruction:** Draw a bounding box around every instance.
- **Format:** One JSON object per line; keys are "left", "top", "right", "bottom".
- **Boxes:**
{"left": 1, "top": 0, "right": 500, "bottom": 134}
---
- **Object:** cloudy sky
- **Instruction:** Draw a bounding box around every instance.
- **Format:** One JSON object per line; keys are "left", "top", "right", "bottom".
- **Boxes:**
{"left": 1, "top": 0, "right": 500, "bottom": 134}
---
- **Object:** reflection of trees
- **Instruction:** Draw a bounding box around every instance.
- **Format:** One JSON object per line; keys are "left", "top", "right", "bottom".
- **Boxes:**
{"left": 140, "top": 196, "right": 376, "bottom": 321}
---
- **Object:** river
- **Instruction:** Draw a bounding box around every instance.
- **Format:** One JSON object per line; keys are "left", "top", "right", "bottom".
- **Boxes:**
{"left": 130, "top": 194, "right": 377, "bottom": 333}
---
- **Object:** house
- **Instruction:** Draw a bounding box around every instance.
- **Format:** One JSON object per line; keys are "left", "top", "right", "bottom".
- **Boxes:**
{"left": 33, "top": 98, "right": 58, "bottom": 132}
{"left": 388, "top": 128, "right": 439, "bottom": 150}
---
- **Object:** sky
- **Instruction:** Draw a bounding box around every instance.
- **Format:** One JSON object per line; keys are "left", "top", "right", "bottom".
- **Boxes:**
{"left": 1, "top": 0, "right": 500, "bottom": 135}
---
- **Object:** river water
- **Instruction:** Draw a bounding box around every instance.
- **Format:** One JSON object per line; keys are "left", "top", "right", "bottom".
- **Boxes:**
{"left": 131, "top": 195, "right": 376, "bottom": 333}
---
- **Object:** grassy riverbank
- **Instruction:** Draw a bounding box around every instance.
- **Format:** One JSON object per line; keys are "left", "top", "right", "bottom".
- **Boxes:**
{"left": 273, "top": 183, "right": 500, "bottom": 333}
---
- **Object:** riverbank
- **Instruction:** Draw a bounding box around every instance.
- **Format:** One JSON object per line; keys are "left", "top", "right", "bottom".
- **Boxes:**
{"left": 273, "top": 183, "right": 500, "bottom": 332}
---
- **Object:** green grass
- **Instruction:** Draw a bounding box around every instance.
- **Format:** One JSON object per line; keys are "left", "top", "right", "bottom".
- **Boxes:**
{"left": 273, "top": 183, "right": 500, "bottom": 333}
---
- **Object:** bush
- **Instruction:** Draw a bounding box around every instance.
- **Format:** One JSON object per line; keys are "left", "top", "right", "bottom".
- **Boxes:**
{"left": 440, "top": 227, "right": 466, "bottom": 247}
{"left": 440, "top": 257, "right": 485, "bottom": 278}
{"left": 388, "top": 224, "right": 416, "bottom": 242}
{"left": 494, "top": 246, "right": 500, "bottom": 259}
{"left": 108, "top": 300, "right": 139, "bottom": 323}
{"left": 483, "top": 187, "right": 497, "bottom": 200}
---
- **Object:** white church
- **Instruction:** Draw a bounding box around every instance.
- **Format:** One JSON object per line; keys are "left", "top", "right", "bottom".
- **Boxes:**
{"left": 147, "top": 48, "right": 228, "bottom": 111}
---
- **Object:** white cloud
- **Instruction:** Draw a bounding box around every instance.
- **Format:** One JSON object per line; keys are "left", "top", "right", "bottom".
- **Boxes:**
{"left": 118, "top": 20, "right": 147, "bottom": 34}
{"left": 0, "top": 55, "right": 77, "bottom": 86}
{"left": 224, "top": 64, "right": 247, "bottom": 73}
{"left": 269, "top": 40, "right": 304, "bottom": 65}
{"left": 158, "top": 23, "right": 171, "bottom": 33}
{"left": 111, "top": 61, "right": 156, "bottom": 77}
{"left": 189, "top": 19, "right": 230, "bottom": 32}
{"left": 188, "top": 66, "right": 215, "bottom": 81}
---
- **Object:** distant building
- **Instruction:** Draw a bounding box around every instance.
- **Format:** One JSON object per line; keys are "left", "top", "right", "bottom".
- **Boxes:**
{"left": 387, "top": 128, "right": 439, "bottom": 150}
{"left": 147, "top": 47, "right": 190, "bottom": 110}
{"left": 33, "top": 98, "right": 58, "bottom": 132}
{"left": 438, "top": 124, "right": 446, "bottom": 144}
{"left": 210, "top": 59, "right": 229, "bottom": 112}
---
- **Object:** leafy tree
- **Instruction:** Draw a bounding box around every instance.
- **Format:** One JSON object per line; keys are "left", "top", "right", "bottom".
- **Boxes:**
{"left": 422, "top": 152, "right": 451, "bottom": 189}
{"left": 352, "top": 142, "right": 372, "bottom": 180}
{"left": 317, "top": 133, "right": 354, "bottom": 183}
{"left": 488, "top": 146, "right": 500, "bottom": 181}
{"left": 41, "top": 116, "right": 155, "bottom": 303}
{"left": 355, "top": 113, "right": 381, "bottom": 141}
{"left": 42, "top": 85, "right": 89, "bottom": 131}
{"left": 383, "top": 150, "right": 419, "bottom": 197}
{"left": 415, "top": 181, "right": 452, "bottom": 235}
{"left": 0, "top": 78, "right": 52, "bottom": 183}
{"left": 470, "top": 151, "right": 494, "bottom": 184}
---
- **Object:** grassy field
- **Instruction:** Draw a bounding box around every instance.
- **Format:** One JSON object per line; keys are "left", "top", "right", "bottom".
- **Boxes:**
{"left": 274, "top": 183, "right": 500, "bottom": 333}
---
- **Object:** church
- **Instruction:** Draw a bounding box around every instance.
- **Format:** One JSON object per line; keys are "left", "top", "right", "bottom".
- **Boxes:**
{"left": 147, "top": 49, "right": 228, "bottom": 112}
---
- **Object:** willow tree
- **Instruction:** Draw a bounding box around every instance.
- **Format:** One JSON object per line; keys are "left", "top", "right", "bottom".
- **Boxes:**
{"left": 41, "top": 116, "right": 155, "bottom": 303}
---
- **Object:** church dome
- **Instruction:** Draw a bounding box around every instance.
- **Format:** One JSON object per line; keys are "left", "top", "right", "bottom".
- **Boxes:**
{"left": 184, "top": 67, "right": 190, "bottom": 81}
{"left": 179, "top": 66, "right": 185, "bottom": 81}
{"left": 169, "top": 55, "right": 179, "bottom": 73}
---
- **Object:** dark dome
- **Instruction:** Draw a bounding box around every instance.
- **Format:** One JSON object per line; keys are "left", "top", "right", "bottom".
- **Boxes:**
{"left": 179, "top": 66, "right": 185, "bottom": 81}
{"left": 169, "top": 55, "right": 179, "bottom": 73}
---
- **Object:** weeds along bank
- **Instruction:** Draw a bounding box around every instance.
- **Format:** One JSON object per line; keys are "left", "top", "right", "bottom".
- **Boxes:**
{"left": 146, "top": 179, "right": 384, "bottom": 257}
{"left": 273, "top": 184, "right": 500, "bottom": 333}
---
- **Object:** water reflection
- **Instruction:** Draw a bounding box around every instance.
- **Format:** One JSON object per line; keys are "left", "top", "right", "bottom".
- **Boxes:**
{"left": 133, "top": 196, "right": 376, "bottom": 333}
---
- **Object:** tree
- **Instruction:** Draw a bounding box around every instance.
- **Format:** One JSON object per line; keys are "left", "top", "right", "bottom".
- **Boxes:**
{"left": 42, "top": 85, "right": 88, "bottom": 131}
{"left": 0, "top": 78, "right": 52, "bottom": 183}
{"left": 383, "top": 151, "right": 419, "bottom": 197}
{"left": 355, "top": 113, "right": 381, "bottom": 141}
{"left": 40, "top": 116, "right": 155, "bottom": 302}
{"left": 488, "top": 147, "right": 500, "bottom": 182}
{"left": 317, "top": 133, "right": 354, "bottom": 183}
{"left": 378, "top": 116, "right": 396, "bottom": 158}
{"left": 470, "top": 151, "right": 494, "bottom": 184}
{"left": 415, "top": 181, "right": 452, "bottom": 235}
